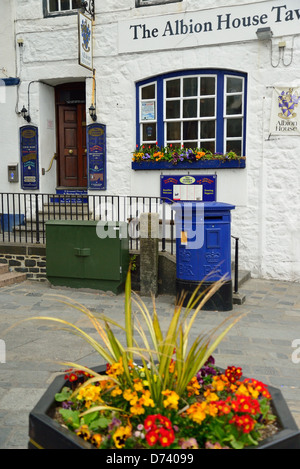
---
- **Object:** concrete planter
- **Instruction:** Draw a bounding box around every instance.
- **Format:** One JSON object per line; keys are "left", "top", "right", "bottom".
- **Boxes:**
{"left": 131, "top": 159, "right": 246, "bottom": 170}
{"left": 28, "top": 365, "right": 300, "bottom": 450}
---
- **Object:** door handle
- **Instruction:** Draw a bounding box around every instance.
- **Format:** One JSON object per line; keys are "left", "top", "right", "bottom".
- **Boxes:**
{"left": 69, "top": 149, "right": 73, "bottom": 154}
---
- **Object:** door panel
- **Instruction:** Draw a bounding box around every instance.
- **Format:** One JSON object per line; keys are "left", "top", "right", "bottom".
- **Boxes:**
{"left": 58, "top": 104, "right": 87, "bottom": 187}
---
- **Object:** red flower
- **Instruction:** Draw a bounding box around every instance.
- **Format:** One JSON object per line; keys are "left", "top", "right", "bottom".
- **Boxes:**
{"left": 68, "top": 373, "right": 79, "bottom": 382}
{"left": 216, "top": 400, "right": 231, "bottom": 415}
{"left": 225, "top": 366, "right": 242, "bottom": 383}
{"left": 146, "top": 430, "right": 159, "bottom": 446}
{"left": 144, "top": 415, "right": 158, "bottom": 431}
{"left": 144, "top": 414, "right": 175, "bottom": 448}
{"left": 229, "top": 415, "right": 255, "bottom": 434}
{"left": 159, "top": 428, "right": 175, "bottom": 447}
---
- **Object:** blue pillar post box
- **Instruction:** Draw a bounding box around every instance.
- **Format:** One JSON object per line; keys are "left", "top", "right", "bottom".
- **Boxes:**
{"left": 173, "top": 201, "right": 235, "bottom": 311}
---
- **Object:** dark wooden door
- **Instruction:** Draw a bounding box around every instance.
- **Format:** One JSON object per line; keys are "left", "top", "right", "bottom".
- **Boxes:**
{"left": 58, "top": 104, "right": 87, "bottom": 187}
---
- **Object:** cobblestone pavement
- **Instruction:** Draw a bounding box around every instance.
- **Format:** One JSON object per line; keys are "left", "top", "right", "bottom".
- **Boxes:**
{"left": 0, "top": 277, "right": 300, "bottom": 449}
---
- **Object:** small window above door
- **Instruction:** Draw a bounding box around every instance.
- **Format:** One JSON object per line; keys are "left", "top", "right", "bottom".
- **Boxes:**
{"left": 43, "top": 0, "right": 82, "bottom": 17}
{"left": 136, "top": 0, "right": 182, "bottom": 6}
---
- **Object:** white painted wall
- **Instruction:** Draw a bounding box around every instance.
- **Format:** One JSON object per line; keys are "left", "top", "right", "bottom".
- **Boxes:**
{"left": 0, "top": 0, "right": 299, "bottom": 282}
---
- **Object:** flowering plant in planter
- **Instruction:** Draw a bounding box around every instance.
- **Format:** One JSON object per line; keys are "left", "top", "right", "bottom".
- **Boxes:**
{"left": 25, "top": 272, "right": 277, "bottom": 450}
{"left": 132, "top": 144, "right": 245, "bottom": 165}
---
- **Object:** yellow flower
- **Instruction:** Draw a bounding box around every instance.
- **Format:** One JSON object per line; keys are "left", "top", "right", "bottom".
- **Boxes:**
{"left": 207, "top": 402, "right": 218, "bottom": 417}
{"left": 211, "top": 375, "right": 229, "bottom": 392}
{"left": 100, "top": 379, "right": 114, "bottom": 391}
{"left": 77, "top": 384, "right": 102, "bottom": 408}
{"left": 162, "top": 389, "right": 180, "bottom": 410}
{"left": 106, "top": 357, "right": 124, "bottom": 378}
{"left": 133, "top": 379, "right": 144, "bottom": 392}
{"left": 130, "top": 402, "right": 145, "bottom": 415}
{"left": 204, "top": 390, "right": 219, "bottom": 402}
{"left": 247, "top": 386, "right": 259, "bottom": 399}
{"left": 186, "top": 402, "right": 208, "bottom": 424}
{"left": 236, "top": 383, "right": 250, "bottom": 397}
{"left": 123, "top": 388, "right": 138, "bottom": 405}
{"left": 140, "top": 390, "right": 155, "bottom": 408}
{"left": 76, "top": 424, "right": 91, "bottom": 441}
{"left": 187, "top": 377, "right": 201, "bottom": 396}
{"left": 113, "top": 425, "right": 132, "bottom": 449}
{"left": 90, "top": 433, "right": 102, "bottom": 448}
{"left": 110, "top": 386, "right": 123, "bottom": 397}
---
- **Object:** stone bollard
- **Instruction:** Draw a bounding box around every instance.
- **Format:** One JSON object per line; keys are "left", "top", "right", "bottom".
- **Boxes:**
{"left": 140, "top": 212, "right": 159, "bottom": 297}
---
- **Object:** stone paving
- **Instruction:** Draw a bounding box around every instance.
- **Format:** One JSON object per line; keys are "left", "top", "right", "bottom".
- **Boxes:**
{"left": 0, "top": 277, "right": 300, "bottom": 449}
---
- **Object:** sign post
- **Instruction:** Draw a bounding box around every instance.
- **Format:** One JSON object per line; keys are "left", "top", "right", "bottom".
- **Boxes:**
{"left": 20, "top": 125, "right": 39, "bottom": 190}
{"left": 87, "top": 123, "right": 107, "bottom": 190}
{"left": 78, "top": 12, "right": 93, "bottom": 71}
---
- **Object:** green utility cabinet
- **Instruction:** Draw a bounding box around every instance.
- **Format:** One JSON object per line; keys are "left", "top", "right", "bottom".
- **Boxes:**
{"left": 46, "top": 220, "right": 129, "bottom": 293}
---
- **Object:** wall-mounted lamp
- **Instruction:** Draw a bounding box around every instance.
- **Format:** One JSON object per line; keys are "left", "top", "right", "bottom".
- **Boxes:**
{"left": 21, "top": 105, "right": 31, "bottom": 123}
{"left": 256, "top": 27, "right": 273, "bottom": 40}
{"left": 89, "top": 104, "right": 97, "bottom": 122}
{"left": 81, "top": 0, "right": 95, "bottom": 20}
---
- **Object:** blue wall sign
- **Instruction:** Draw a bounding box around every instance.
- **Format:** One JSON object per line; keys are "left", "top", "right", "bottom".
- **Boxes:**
{"left": 87, "top": 123, "right": 106, "bottom": 190}
{"left": 160, "top": 175, "right": 217, "bottom": 203}
{"left": 20, "top": 125, "right": 39, "bottom": 190}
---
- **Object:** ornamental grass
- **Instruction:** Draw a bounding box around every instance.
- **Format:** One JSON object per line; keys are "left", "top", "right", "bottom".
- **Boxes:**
{"left": 25, "top": 270, "right": 276, "bottom": 449}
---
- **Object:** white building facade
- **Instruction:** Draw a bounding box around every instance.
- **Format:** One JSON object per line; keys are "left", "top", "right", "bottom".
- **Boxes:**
{"left": 1, "top": 0, "right": 300, "bottom": 282}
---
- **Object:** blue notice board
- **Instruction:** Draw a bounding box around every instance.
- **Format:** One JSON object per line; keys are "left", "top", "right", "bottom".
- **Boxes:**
{"left": 160, "top": 175, "right": 217, "bottom": 203}
{"left": 20, "top": 125, "right": 39, "bottom": 190}
{"left": 87, "top": 123, "right": 106, "bottom": 190}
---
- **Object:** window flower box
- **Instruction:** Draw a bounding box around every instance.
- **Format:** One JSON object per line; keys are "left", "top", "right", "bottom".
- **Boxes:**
{"left": 131, "top": 147, "right": 246, "bottom": 170}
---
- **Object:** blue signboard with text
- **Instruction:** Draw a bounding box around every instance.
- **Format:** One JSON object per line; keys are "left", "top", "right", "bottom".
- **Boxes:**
{"left": 87, "top": 123, "right": 107, "bottom": 190}
{"left": 20, "top": 125, "right": 39, "bottom": 190}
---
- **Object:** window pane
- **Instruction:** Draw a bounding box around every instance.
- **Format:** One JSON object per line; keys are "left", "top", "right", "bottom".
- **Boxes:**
{"left": 167, "top": 122, "right": 181, "bottom": 140}
{"left": 226, "top": 95, "right": 242, "bottom": 115}
{"left": 72, "top": 0, "right": 83, "bottom": 8}
{"left": 201, "top": 120, "right": 215, "bottom": 139}
{"left": 183, "top": 77, "right": 198, "bottom": 97}
{"left": 142, "top": 84, "right": 155, "bottom": 100}
{"left": 142, "top": 123, "right": 156, "bottom": 141}
{"left": 166, "top": 100, "right": 180, "bottom": 119}
{"left": 227, "top": 77, "right": 243, "bottom": 93}
{"left": 49, "top": 0, "right": 59, "bottom": 11}
{"left": 226, "top": 140, "right": 242, "bottom": 155}
{"left": 183, "top": 121, "right": 198, "bottom": 140}
{"left": 200, "top": 98, "right": 215, "bottom": 117}
{"left": 183, "top": 99, "right": 197, "bottom": 118}
{"left": 201, "top": 141, "right": 215, "bottom": 152}
{"left": 166, "top": 79, "right": 180, "bottom": 98}
{"left": 185, "top": 142, "right": 198, "bottom": 149}
{"left": 61, "top": 0, "right": 71, "bottom": 10}
{"left": 227, "top": 118, "right": 242, "bottom": 137}
{"left": 200, "top": 77, "right": 215, "bottom": 96}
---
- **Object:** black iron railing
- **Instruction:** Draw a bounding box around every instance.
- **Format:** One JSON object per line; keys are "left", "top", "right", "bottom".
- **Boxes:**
{"left": 0, "top": 193, "right": 175, "bottom": 254}
{"left": 0, "top": 193, "right": 241, "bottom": 286}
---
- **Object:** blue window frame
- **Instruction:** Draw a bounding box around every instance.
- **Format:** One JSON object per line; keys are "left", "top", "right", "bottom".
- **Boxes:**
{"left": 136, "top": 69, "right": 247, "bottom": 156}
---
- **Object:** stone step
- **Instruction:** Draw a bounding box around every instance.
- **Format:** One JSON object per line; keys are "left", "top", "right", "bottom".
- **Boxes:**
{"left": 0, "top": 271, "right": 27, "bottom": 288}
{"left": 0, "top": 263, "right": 9, "bottom": 275}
